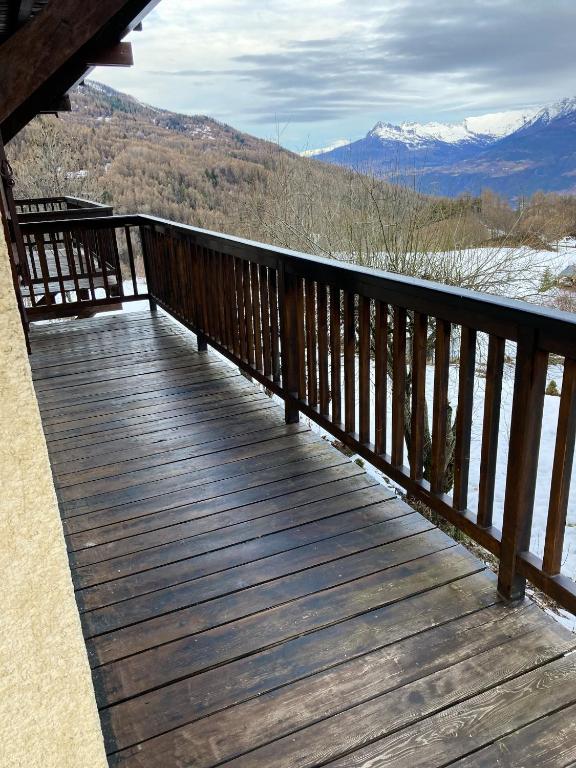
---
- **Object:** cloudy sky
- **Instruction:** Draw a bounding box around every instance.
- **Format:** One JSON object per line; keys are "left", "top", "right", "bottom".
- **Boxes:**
{"left": 96, "top": 0, "right": 576, "bottom": 150}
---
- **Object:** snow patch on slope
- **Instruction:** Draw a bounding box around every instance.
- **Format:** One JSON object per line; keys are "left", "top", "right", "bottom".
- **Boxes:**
{"left": 464, "top": 109, "right": 537, "bottom": 138}
{"left": 301, "top": 139, "right": 352, "bottom": 157}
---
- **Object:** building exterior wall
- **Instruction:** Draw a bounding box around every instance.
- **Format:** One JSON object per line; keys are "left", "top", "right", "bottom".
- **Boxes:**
{"left": 0, "top": 227, "right": 108, "bottom": 768}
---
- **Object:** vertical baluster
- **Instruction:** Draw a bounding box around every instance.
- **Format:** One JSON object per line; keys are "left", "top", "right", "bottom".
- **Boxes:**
{"left": 251, "top": 262, "right": 263, "bottom": 372}
{"left": 410, "top": 312, "right": 428, "bottom": 480}
{"left": 260, "top": 265, "right": 272, "bottom": 377}
{"left": 24, "top": 234, "right": 38, "bottom": 308}
{"left": 543, "top": 357, "right": 576, "bottom": 576}
{"left": 139, "top": 226, "right": 155, "bottom": 307}
{"left": 221, "top": 252, "right": 231, "bottom": 346}
{"left": 197, "top": 245, "right": 209, "bottom": 349}
{"left": 202, "top": 247, "right": 212, "bottom": 333}
{"left": 217, "top": 252, "right": 227, "bottom": 344}
{"left": 186, "top": 238, "right": 197, "bottom": 325}
{"left": 224, "top": 254, "right": 235, "bottom": 352}
{"left": 317, "top": 283, "right": 329, "bottom": 416}
{"left": 235, "top": 257, "right": 247, "bottom": 361}
{"left": 391, "top": 306, "right": 407, "bottom": 466}
{"left": 194, "top": 242, "right": 207, "bottom": 349}
{"left": 96, "top": 230, "right": 112, "bottom": 300}
{"left": 27, "top": 233, "right": 39, "bottom": 283}
{"left": 35, "top": 234, "right": 53, "bottom": 306}
{"left": 279, "top": 265, "right": 300, "bottom": 423}
{"left": 269, "top": 269, "right": 281, "bottom": 383}
{"left": 358, "top": 296, "right": 371, "bottom": 444}
{"left": 477, "top": 335, "right": 505, "bottom": 527}
{"left": 374, "top": 301, "right": 387, "bottom": 455}
{"left": 212, "top": 249, "right": 221, "bottom": 339}
{"left": 431, "top": 319, "right": 451, "bottom": 493}
{"left": 110, "top": 227, "right": 125, "bottom": 298}
{"left": 230, "top": 256, "right": 241, "bottom": 357}
{"left": 453, "top": 326, "right": 477, "bottom": 510}
{"left": 296, "top": 277, "right": 306, "bottom": 400}
{"left": 498, "top": 330, "right": 548, "bottom": 600}
{"left": 48, "top": 230, "right": 66, "bottom": 305}
{"left": 330, "top": 286, "right": 342, "bottom": 426}
{"left": 208, "top": 248, "right": 218, "bottom": 338}
{"left": 344, "top": 291, "right": 356, "bottom": 434}
{"left": 242, "top": 260, "right": 255, "bottom": 367}
{"left": 305, "top": 279, "right": 318, "bottom": 407}
{"left": 124, "top": 226, "right": 138, "bottom": 295}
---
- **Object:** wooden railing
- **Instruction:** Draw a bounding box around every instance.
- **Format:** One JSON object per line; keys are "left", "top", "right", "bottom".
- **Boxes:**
{"left": 19, "top": 210, "right": 576, "bottom": 613}
{"left": 18, "top": 215, "right": 145, "bottom": 319}
{"left": 15, "top": 196, "right": 112, "bottom": 222}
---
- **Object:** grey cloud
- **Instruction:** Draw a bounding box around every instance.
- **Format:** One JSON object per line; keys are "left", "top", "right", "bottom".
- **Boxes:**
{"left": 223, "top": 0, "right": 576, "bottom": 124}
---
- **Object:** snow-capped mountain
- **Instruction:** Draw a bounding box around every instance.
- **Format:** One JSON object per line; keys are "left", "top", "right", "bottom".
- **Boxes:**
{"left": 367, "top": 109, "right": 536, "bottom": 149}
{"left": 312, "top": 99, "right": 576, "bottom": 198}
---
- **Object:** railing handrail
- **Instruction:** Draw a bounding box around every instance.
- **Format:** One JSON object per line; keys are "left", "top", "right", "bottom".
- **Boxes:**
{"left": 21, "top": 212, "right": 576, "bottom": 356}
{"left": 15, "top": 195, "right": 110, "bottom": 209}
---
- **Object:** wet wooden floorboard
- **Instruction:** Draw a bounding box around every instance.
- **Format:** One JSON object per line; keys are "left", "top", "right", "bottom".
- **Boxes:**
{"left": 30, "top": 310, "right": 576, "bottom": 767}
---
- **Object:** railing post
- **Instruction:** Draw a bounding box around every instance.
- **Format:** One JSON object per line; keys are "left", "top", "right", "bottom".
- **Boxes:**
{"left": 278, "top": 261, "right": 299, "bottom": 424}
{"left": 498, "top": 328, "right": 548, "bottom": 601}
{"left": 139, "top": 224, "right": 157, "bottom": 313}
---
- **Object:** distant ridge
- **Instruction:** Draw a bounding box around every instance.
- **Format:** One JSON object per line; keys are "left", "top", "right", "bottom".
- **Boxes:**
{"left": 310, "top": 99, "right": 576, "bottom": 198}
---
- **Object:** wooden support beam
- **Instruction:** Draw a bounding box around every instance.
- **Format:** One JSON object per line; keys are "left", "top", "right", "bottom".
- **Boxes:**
{"left": 87, "top": 42, "right": 133, "bottom": 68}
{"left": 0, "top": 0, "right": 159, "bottom": 142}
{"left": 39, "top": 95, "right": 72, "bottom": 115}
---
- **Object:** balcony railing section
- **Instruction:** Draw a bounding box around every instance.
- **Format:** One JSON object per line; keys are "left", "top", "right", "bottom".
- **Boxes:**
{"left": 18, "top": 214, "right": 144, "bottom": 318}
{"left": 14, "top": 195, "right": 113, "bottom": 222}
{"left": 15, "top": 205, "right": 576, "bottom": 615}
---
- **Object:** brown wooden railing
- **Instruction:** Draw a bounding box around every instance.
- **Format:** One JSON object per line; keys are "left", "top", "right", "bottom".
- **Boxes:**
{"left": 15, "top": 195, "right": 112, "bottom": 222}
{"left": 18, "top": 209, "right": 576, "bottom": 614}
{"left": 18, "top": 215, "right": 145, "bottom": 319}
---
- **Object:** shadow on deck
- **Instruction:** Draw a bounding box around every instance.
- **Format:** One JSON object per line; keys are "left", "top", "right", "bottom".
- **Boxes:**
{"left": 30, "top": 310, "right": 576, "bottom": 768}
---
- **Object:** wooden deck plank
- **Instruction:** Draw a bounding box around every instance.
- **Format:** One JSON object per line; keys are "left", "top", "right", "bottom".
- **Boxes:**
{"left": 87, "top": 517, "right": 441, "bottom": 667}
{"left": 449, "top": 702, "right": 576, "bottom": 767}
{"left": 106, "top": 602, "right": 542, "bottom": 767}
{"left": 322, "top": 654, "right": 576, "bottom": 768}
{"left": 220, "top": 625, "right": 574, "bottom": 768}
{"left": 92, "top": 546, "right": 482, "bottom": 705}
{"left": 98, "top": 572, "right": 502, "bottom": 753}
{"left": 29, "top": 310, "right": 576, "bottom": 768}
{"left": 80, "top": 493, "right": 410, "bottom": 637}
{"left": 69, "top": 479, "right": 387, "bottom": 567}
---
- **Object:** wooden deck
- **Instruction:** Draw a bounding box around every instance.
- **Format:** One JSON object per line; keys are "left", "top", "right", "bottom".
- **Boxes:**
{"left": 30, "top": 310, "right": 576, "bottom": 768}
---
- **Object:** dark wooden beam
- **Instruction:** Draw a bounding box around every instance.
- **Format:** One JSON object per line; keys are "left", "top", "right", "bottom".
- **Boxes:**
{"left": 0, "top": 0, "right": 160, "bottom": 142}
{"left": 87, "top": 42, "right": 133, "bottom": 68}
{"left": 39, "top": 94, "right": 72, "bottom": 115}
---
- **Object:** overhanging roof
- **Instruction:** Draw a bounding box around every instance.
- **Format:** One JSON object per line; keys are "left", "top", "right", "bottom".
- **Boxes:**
{"left": 0, "top": 0, "right": 160, "bottom": 142}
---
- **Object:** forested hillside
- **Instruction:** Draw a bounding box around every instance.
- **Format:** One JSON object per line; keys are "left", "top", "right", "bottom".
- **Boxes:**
{"left": 9, "top": 81, "right": 576, "bottom": 263}
{"left": 8, "top": 81, "right": 292, "bottom": 235}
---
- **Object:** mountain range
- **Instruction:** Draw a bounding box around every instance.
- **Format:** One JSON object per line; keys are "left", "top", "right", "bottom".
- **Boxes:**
{"left": 310, "top": 99, "right": 576, "bottom": 199}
